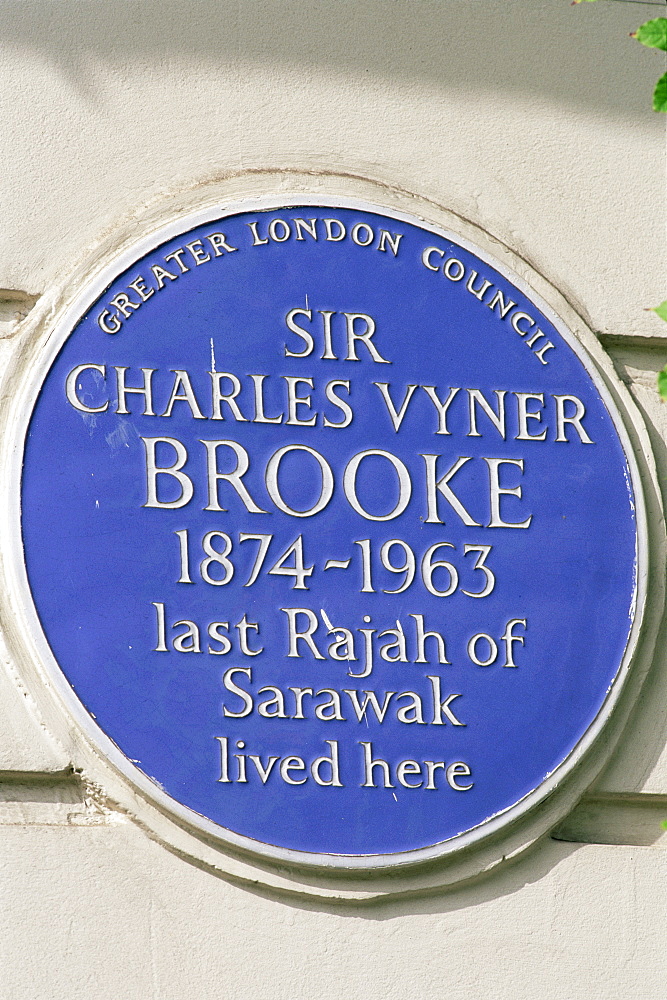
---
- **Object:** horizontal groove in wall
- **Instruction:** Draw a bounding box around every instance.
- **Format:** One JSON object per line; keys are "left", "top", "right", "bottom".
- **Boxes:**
{"left": 599, "top": 333, "right": 667, "bottom": 349}
{"left": 552, "top": 794, "right": 667, "bottom": 847}
{"left": 0, "top": 288, "right": 38, "bottom": 334}
{"left": 0, "top": 769, "right": 118, "bottom": 826}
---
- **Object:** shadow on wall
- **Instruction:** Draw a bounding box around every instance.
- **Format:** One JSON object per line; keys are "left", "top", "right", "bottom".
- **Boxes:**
{"left": 210, "top": 835, "right": 585, "bottom": 918}
{"left": 1, "top": 0, "right": 657, "bottom": 116}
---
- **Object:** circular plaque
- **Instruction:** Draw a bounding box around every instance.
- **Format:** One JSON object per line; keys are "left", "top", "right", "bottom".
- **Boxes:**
{"left": 18, "top": 199, "right": 645, "bottom": 868}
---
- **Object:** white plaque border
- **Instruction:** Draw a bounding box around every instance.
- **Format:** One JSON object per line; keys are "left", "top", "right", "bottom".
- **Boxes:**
{"left": 0, "top": 176, "right": 659, "bottom": 896}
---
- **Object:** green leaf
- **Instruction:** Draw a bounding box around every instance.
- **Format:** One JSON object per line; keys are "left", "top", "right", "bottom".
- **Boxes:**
{"left": 635, "top": 18, "right": 667, "bottom": 53}
{"left": 652, "top": 300, "right": 667, "bottom": 323}
{"left": 653, "top": 72, "right": 667, "bottom": 112}
{"left": 657, "top": 366, "right": 667, "bottom": 402}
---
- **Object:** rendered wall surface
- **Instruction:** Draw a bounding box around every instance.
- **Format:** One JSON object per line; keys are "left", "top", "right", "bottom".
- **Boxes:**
{"left": 0, "top": 1, "right": 665, "bottom": 997}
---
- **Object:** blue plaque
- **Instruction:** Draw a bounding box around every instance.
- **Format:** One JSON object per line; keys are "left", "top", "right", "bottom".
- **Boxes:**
{"left": 19, "top": 200, "right": 644, "bottom": 867}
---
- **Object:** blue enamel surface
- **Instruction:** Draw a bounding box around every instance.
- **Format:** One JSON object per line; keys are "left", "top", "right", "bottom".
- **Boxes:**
{"left": 21, "top": 207, "right": 637, "bottom": 856}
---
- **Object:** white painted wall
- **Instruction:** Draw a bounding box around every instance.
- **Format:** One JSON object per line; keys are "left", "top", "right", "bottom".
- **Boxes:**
{"left": 1, "top": 0, "right": 664, "bottom": 335}
{"left": 1, "top": 1, "right": 666, "bottom": 996}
